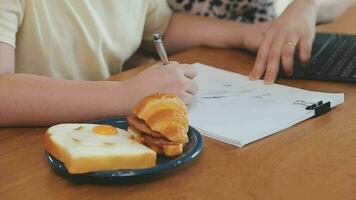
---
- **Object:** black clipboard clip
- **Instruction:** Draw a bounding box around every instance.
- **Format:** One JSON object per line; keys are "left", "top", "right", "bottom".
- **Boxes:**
{"left": 294, "top": 100, "right": 331, "bottom": 117}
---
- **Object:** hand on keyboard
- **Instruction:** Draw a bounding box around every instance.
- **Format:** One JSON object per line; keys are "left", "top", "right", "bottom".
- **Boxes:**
{"left": 249, "top": 0, "right": 317, "bottom": 84}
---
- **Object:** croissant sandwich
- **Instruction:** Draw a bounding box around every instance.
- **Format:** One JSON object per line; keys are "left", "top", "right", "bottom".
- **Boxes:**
{"left": 127, "top": 93, "right": 189, "bottom": 157}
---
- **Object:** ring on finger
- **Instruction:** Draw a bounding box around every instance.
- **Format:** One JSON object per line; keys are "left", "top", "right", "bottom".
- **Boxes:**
{"left": 286, "top": 41, "right": 297, "bottom": 48}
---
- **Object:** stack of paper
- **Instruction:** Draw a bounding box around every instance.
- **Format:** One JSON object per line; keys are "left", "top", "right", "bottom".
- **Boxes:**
{"left": 188, "top": 63, "right": 344, "bottom": 147}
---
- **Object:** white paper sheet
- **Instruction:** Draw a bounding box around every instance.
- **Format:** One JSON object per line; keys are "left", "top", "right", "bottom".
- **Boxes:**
{"left": 188, "top": 63, "right": 345, "bottom": 147}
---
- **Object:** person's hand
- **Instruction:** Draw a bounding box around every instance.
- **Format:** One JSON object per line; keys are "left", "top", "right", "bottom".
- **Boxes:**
{"left": 124, "top": 61, "right": 198, "bottom": 106}
{"left": 240, "top": 21, "right": 272, "bottom": 52}
{"left": 249, "top": 0, "right": 317, "bottom": 84}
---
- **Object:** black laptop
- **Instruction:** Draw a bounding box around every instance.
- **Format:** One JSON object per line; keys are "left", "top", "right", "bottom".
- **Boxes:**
{"left": 283, "top": 33, "right": 356, "bottom": 83}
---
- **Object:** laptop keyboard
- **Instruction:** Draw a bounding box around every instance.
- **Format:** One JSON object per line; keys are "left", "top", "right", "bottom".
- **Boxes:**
{"left": 293, "top": 34, "right": 356, "bottom": 83}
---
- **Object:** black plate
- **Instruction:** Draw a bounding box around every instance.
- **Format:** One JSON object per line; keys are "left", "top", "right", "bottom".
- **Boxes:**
{"left": 46, "top": 117, "right": 204, "bottom": 182}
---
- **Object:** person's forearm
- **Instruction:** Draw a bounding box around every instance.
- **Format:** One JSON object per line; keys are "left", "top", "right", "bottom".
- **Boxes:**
{"left": 0, "top": 74, "right": 132, "bottom": 127}
{"left": 164, "top": 13, "right": 246, "bottom": 54}
{"left": 308, "top": 0, "right": 355, "bottom": 23}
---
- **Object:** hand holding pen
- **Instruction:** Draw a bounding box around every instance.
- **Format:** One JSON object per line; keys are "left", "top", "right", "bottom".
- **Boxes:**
{"left": 122, "top": 32, "right": 198, "bottom": 104}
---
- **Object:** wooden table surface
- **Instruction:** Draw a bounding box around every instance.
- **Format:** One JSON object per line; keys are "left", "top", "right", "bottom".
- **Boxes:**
{"left": 2, "top": 6, "right": 356, "bottom": 200}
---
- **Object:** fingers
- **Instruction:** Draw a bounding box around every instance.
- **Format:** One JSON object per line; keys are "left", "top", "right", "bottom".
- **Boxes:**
{"left": 180, "top": 65, "right": 198, "bottom": 95}
{"left": 174, "top": 79, "right": 197, "bottom": 105}
{"left": 249, "top": 33, "right": 274, "bottom": 81}
{"left": 264, "top": 30, "right": 288, "bottom": 84}
{"left": 299, "top": 32, "right": 314, "bottom": 64}
{"left": 176, "top": 80, "right": 197, "bottom": 105}
{"left": 179, "top": 64, "right": 197, "bottom": 79}
{"left": 184, "top": 78, "right": 198, "bottom": 95}
{"left": 166, "top": 61, "right": 199, "bottom": 96}
{"left": 281, "top": 34, "right": 299, "bottom": 77}
{"left": 251, "top": 30, "right": 306, "bottom": 83}
{"left": 166, "top": 61, "right": 197, "bottom": 79}
{"left": 181, "top": 92, "right": 195, "bottom": 105}
{"left": 137, "top": 61, "right": 198, "bottom": 104}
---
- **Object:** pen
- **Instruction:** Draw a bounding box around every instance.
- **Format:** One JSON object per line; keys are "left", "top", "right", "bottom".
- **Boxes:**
{"left": 153, "top": 32, "right": 170, "bottom": 65}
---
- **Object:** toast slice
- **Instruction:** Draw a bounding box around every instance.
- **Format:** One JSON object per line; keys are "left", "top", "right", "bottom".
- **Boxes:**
{"left": 44, "top": 124, "right": 156, "bottom": 174}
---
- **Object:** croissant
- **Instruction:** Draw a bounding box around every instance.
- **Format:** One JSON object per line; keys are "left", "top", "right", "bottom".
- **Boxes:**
{"left": 128, "top": 93, "right": 189, "bottom": 157}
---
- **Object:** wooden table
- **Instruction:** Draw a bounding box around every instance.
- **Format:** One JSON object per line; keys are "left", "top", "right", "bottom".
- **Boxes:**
{"left": 2, "top": 6, "right": 356, "bottom": 200}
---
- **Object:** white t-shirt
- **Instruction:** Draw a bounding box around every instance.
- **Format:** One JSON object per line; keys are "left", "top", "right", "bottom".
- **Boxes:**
{"left": 0, "top": 0, "right": 172, "bottom": 80}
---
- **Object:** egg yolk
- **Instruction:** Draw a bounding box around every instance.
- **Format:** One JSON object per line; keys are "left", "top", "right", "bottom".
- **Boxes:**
{"left": 92, "top": 125, "right": 118, "bottom": 135}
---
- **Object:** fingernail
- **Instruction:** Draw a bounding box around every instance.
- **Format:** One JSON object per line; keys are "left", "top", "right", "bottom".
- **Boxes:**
{"left": 250, "top": 75, "right": 260, "bottom": 81}
{"left": 250, "top": 71, "right": 261, "bottom": 80}
{"left": 264, "top": 78, "right": 273, "bottom": 84}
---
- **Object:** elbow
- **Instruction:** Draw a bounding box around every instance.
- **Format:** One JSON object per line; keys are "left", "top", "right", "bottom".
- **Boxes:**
{"left": 0, "top": 69, "right": 15, "bottom": 76}
{"left": 317, "top": 0, "right": 355, "bottom": 23}
{"left": 317, "top": 10, "right": 343, "bottom": 23}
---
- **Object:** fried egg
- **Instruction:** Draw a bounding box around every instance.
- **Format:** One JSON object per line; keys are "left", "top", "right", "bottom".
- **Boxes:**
{"left": 48, "top": 124, "right": 133, "bottom": 147}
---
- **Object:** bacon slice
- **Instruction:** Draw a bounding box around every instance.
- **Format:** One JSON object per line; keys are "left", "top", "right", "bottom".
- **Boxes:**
{"left": 140, "top": 132, "right": 178, "bottom": 148}
{"left": 127, "top": 114, "right": 180, "bottom": 148}
{"left": 127, "top": 114, "right": 163, "bottom": 138}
